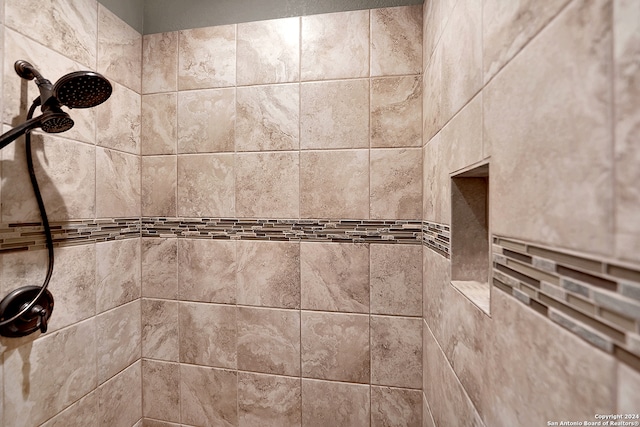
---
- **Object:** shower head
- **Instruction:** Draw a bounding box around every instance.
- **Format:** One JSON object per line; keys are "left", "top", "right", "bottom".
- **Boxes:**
{"left": 40, "top": 110, "right": 74, "bottom": 133}
{"left": 53, "top": 71, "right": 112, "bottom": 109}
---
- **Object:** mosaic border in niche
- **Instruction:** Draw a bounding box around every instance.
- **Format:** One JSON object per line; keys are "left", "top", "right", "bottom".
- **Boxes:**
{"left": 0, "top": 218, "right": 141, "bottom": 253}
{"left": 142, "top": 217, "right": 423, "bottom": 244}
{"left": 492, "top": 237, "right": 640, "bottom": 372}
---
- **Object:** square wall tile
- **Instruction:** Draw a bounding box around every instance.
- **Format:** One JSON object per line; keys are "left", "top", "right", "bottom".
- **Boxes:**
{"left": 177, "top": 88, "right": 235, "bottom": 153}
{"left": 142, "top": 156, "right": 177, "bottom": 217}
{"left": 371, "top": 386, "right": 422, "bottom": 427}
{"left": 96, "top": 300, "right": 141, "bottom": 384}
{"left": 143, "top": 32, "right": 178, "bottom": 93}
{"left": 441, "top": 93, "right": 483, "bottom": 171}
{"left": 142, "top": 238, "right": 178, "bottom": 299}
{"left": 3, "top": 319, "right": 97, "bottom": 427}
{"left": 97, "top": 5, "right": 142, "bottom": 93}
{"left": 301, "top": 79, "right": 369, "bottom": 150}
{"left": 178, "top": 25, "right": 236, "bottom": 90}
{"left": 142, "top": 93, "right": 177, "bottom": 155}
{"left": 370, "top": 244, "right": 422, "bottom": 316}
{"left": 142, "top": 298, "right": 179, "bottom": 362}
{"left": 370, "top": 148, "right": 422, "bottom": 219}
{"left": 178, "top": 239, "right": 236, "bottom": 304}
{"left": 236, "top": 240, "right": 300, "bottom": 308}
{"left": 301, "top": 379, "right": 370, "bottom": 427}
{"left": 96, "top": 238, "right": 141, "bottom": 313}
{"left": 371, "top": 76, "right": 422, "bottom": 148}
{"left": 236, "top": 84, "right": 299, "bottom": 152}
{"left": 98, "top": 362, "right": 142, "bottom": 427}
{"left": 237, "top": 306, "right": 301, "bottom": 376}
{"left": 300, "top": 242, "right": 370, "bottom": 313}
{"left": 179, "top": 302, "right": 237, "bottom": 368}
{"left": 614, "top": 0, "right": 640, "bottom": 263}
{"left": 96, "top": 81, "right": 141, "bottom": 154}
{"left": 180, "top": 365, "right": 237, "bottom": 426}
{"left": 423, "top": 41, "right": 443, "bottom": 142}
{"left": 177, "top": 153, "right": 235, "bottom": 217}
{"left": 96, "top": 148, "right": 141, "bottom": 218}
{"left": 235, "top": 152, "right": 300, "bottom": 218}
{"left": 371, "top": 5, "right": 423, "bottom": 76}
{"left": 40, "top": 392, "right": 98, "bottom": 427}
{"left": 238, "top": 372, "right": 302, "bottom": 427}
{"left": 300, "top": 150, "right": 369, "bottom": 219}
{"left": 371, "top": 316, "right": 422, "bottom": 389}
{"left": 237, "top": 17, "right": 300, "bottom": 85}
{"left": 301, "top": 10, "right": 369, "bottom": 80}
{"left": 142, "top": 359, "right": 180, "bottom": 423}
{"left": 301, "top": 311, "right": 370, "bottom": 383}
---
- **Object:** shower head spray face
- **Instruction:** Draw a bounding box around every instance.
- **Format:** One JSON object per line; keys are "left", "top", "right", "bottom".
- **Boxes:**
{"left": 40, "top": 111, "right": 74, "bottom": 133}
{"left": 53, "top": 71, "right": 112, "bottom": 109}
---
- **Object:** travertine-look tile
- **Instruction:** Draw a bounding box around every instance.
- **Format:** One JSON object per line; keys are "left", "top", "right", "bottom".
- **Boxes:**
{"left": 96, "top": 147, "right": 141, "bottom": 218}
{"left": 300, "top": 242, "right": 369, "bottom": 313}
{"left": 301, "top": 311, "right": 370, "bottom": 383}
{"left": 178, "top": 239, "right": 236, "bottom": 304}
{"left": 142, "top": 360, "right": 180, "bottom": 423}
{"left": 235, "top": 152, "right": 299, "bottom": 218}
{"left": 142, "top": 420, "right": 180, "bottom": 427}
{"left": 98, "top": 361, "right": 142, "bottom": 427}
{"left": 1, "top": 136, "right": 95, "bottom": 222}
{"left": 300, "top": 80, "right": 369, "bottom": 150}
{"left": 423, "top": 41, "right": 443, "bottom": 141}
{"left": 301, "top": 10, "right": 369, "bottom": 80}
{"left": 372, "top": 76, "right": 422, "bottom": 148}
{"left": 371, "top": 386, "right": 422, "bottom": 427}
{"left": 483, "top": 0, "right": 571, "bottom": 81}
{"left": 142, "top": 238, "right": 178, "bottom": 299}
{"left": 238, "top": 372, "right": 302, "bottom": 427}
{"left": 237, "top": 307, "right": 300, "bottom": 376}
{"left": 177, "top": 154, "right": 234, "bottom": 217}
{"left": 614, "top": 0, "right": 640, "bottom": 263}
{"left": 442, "top": 93, "right": 483, "bottom": 171}
{"left": 0, "top": 249, "right": 47, "bottom": 298}
{"left": 142, "top": 156, "right": 177, "bottom": 217}
{"left": 180, "top": 365, "right": 237, "bottom": 427}
{"left": 423, "top": 323, "right": 484, "bottom": 427}
{"left": 142, "top": 298, "right": 179, "bottom": 362}
{"left": 237, "top": 17, "right": 300, "bottom": 85}
{"left": 142, "top": 93, "right": 177, "bottom": 155}
{"left": 179, "top": 302, "right": 237, "bottom": 368}
{"left": 370, "top": 244, "right": 422, "bottom": 316}
{"left": 618, "top": 362, "right": 640, "bottom": 413}
{"left": 485, "top": 0, "right": 613, "bottom": 255}
{"left": 143, "top": 32, "right": 178, "bottom": 93}
{"left": 237, "top": 240, "right": 300, "bottom": 309}
{"left": 5, "top": 0, "right": 98, "bottom": 68}
{"left": 96, "top": 238, "right": 141, "bottom": 313}
{"left": 440, "top": 0, "right": 482, "bottom": 122}
{"left": 47, "top": 244, "right": 96, "bottom": 332}
{"left": 422, "top": 133, "right": 449, "bottom": 223}
{"left": 97, "top": 5, "right": 142, "bottom": 93}
{"left": 177, "top": 88, "right": 235, "bottom": 153}
{"left": 236, "top": 84, "right": 299, "bottom": 151}
{"left": 371, "top": 6, "right": 423, "bottom": 76}
{"left": 301, "top": 379, "right": 370, "bottom": 427}
{"left": 371, "top": 316, "right": 422, "bottom": 389}
{"left": 423, "top": 393, "right": 436, "bottom": 427}
{"left": 370, "top": 148, "right": 422, "bottom": 219}
{"left": 96, "top": 300, "right": 141, "bottom": 384}
{"left": 482, "top": 291, "right": 616, "bottom": 426}
{"left": 178, "top": 25, "right": 236, "bottom": 90}
{"left": 3, "top": 319, "right": 96, "bottom": 427}
{"left": 300, "top": 150, "right": 369, "bottom": 219}
{"left": 40, "top": 392, "right": 98, "bottom": 427}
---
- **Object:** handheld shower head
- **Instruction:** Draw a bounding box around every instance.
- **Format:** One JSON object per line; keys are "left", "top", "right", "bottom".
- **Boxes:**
{"left": 40, "top": 110, "right": 74, "bottom": 133}
{"left": 53, "top": 71, "right": 112, "bottom": 109}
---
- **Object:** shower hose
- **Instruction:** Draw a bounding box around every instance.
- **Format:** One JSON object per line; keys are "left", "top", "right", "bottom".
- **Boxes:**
{"left": 0, "top": 99, "right": 55, "bottom": 329}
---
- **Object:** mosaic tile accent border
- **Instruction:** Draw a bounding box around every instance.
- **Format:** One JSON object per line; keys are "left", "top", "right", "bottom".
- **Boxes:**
{"left": 142, "top": 217, "right": 423, "bottom": 243}
{"left": 492, "top": 237, "right": 640, "bottom": 371}
{"left": 0, "top": 218, "right": 141, "bottom": 253}
{"left": 422, "top": 221, "right": 450, "bottom": 258}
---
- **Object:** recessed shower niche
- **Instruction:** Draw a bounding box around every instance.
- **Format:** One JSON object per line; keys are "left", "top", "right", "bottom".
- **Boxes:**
{"left": 450, "top": 163, "right": 490, "bottom": 314}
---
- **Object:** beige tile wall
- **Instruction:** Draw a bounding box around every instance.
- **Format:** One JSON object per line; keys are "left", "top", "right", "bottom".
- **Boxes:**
{"left": 0, "top": 1, "right": 142, "bottom": 426}
{"left": 139, "top": 6, "right": 424, "bottom": 425}
{"left": 422, "top": 0, "right": 640, "bottom": 426}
